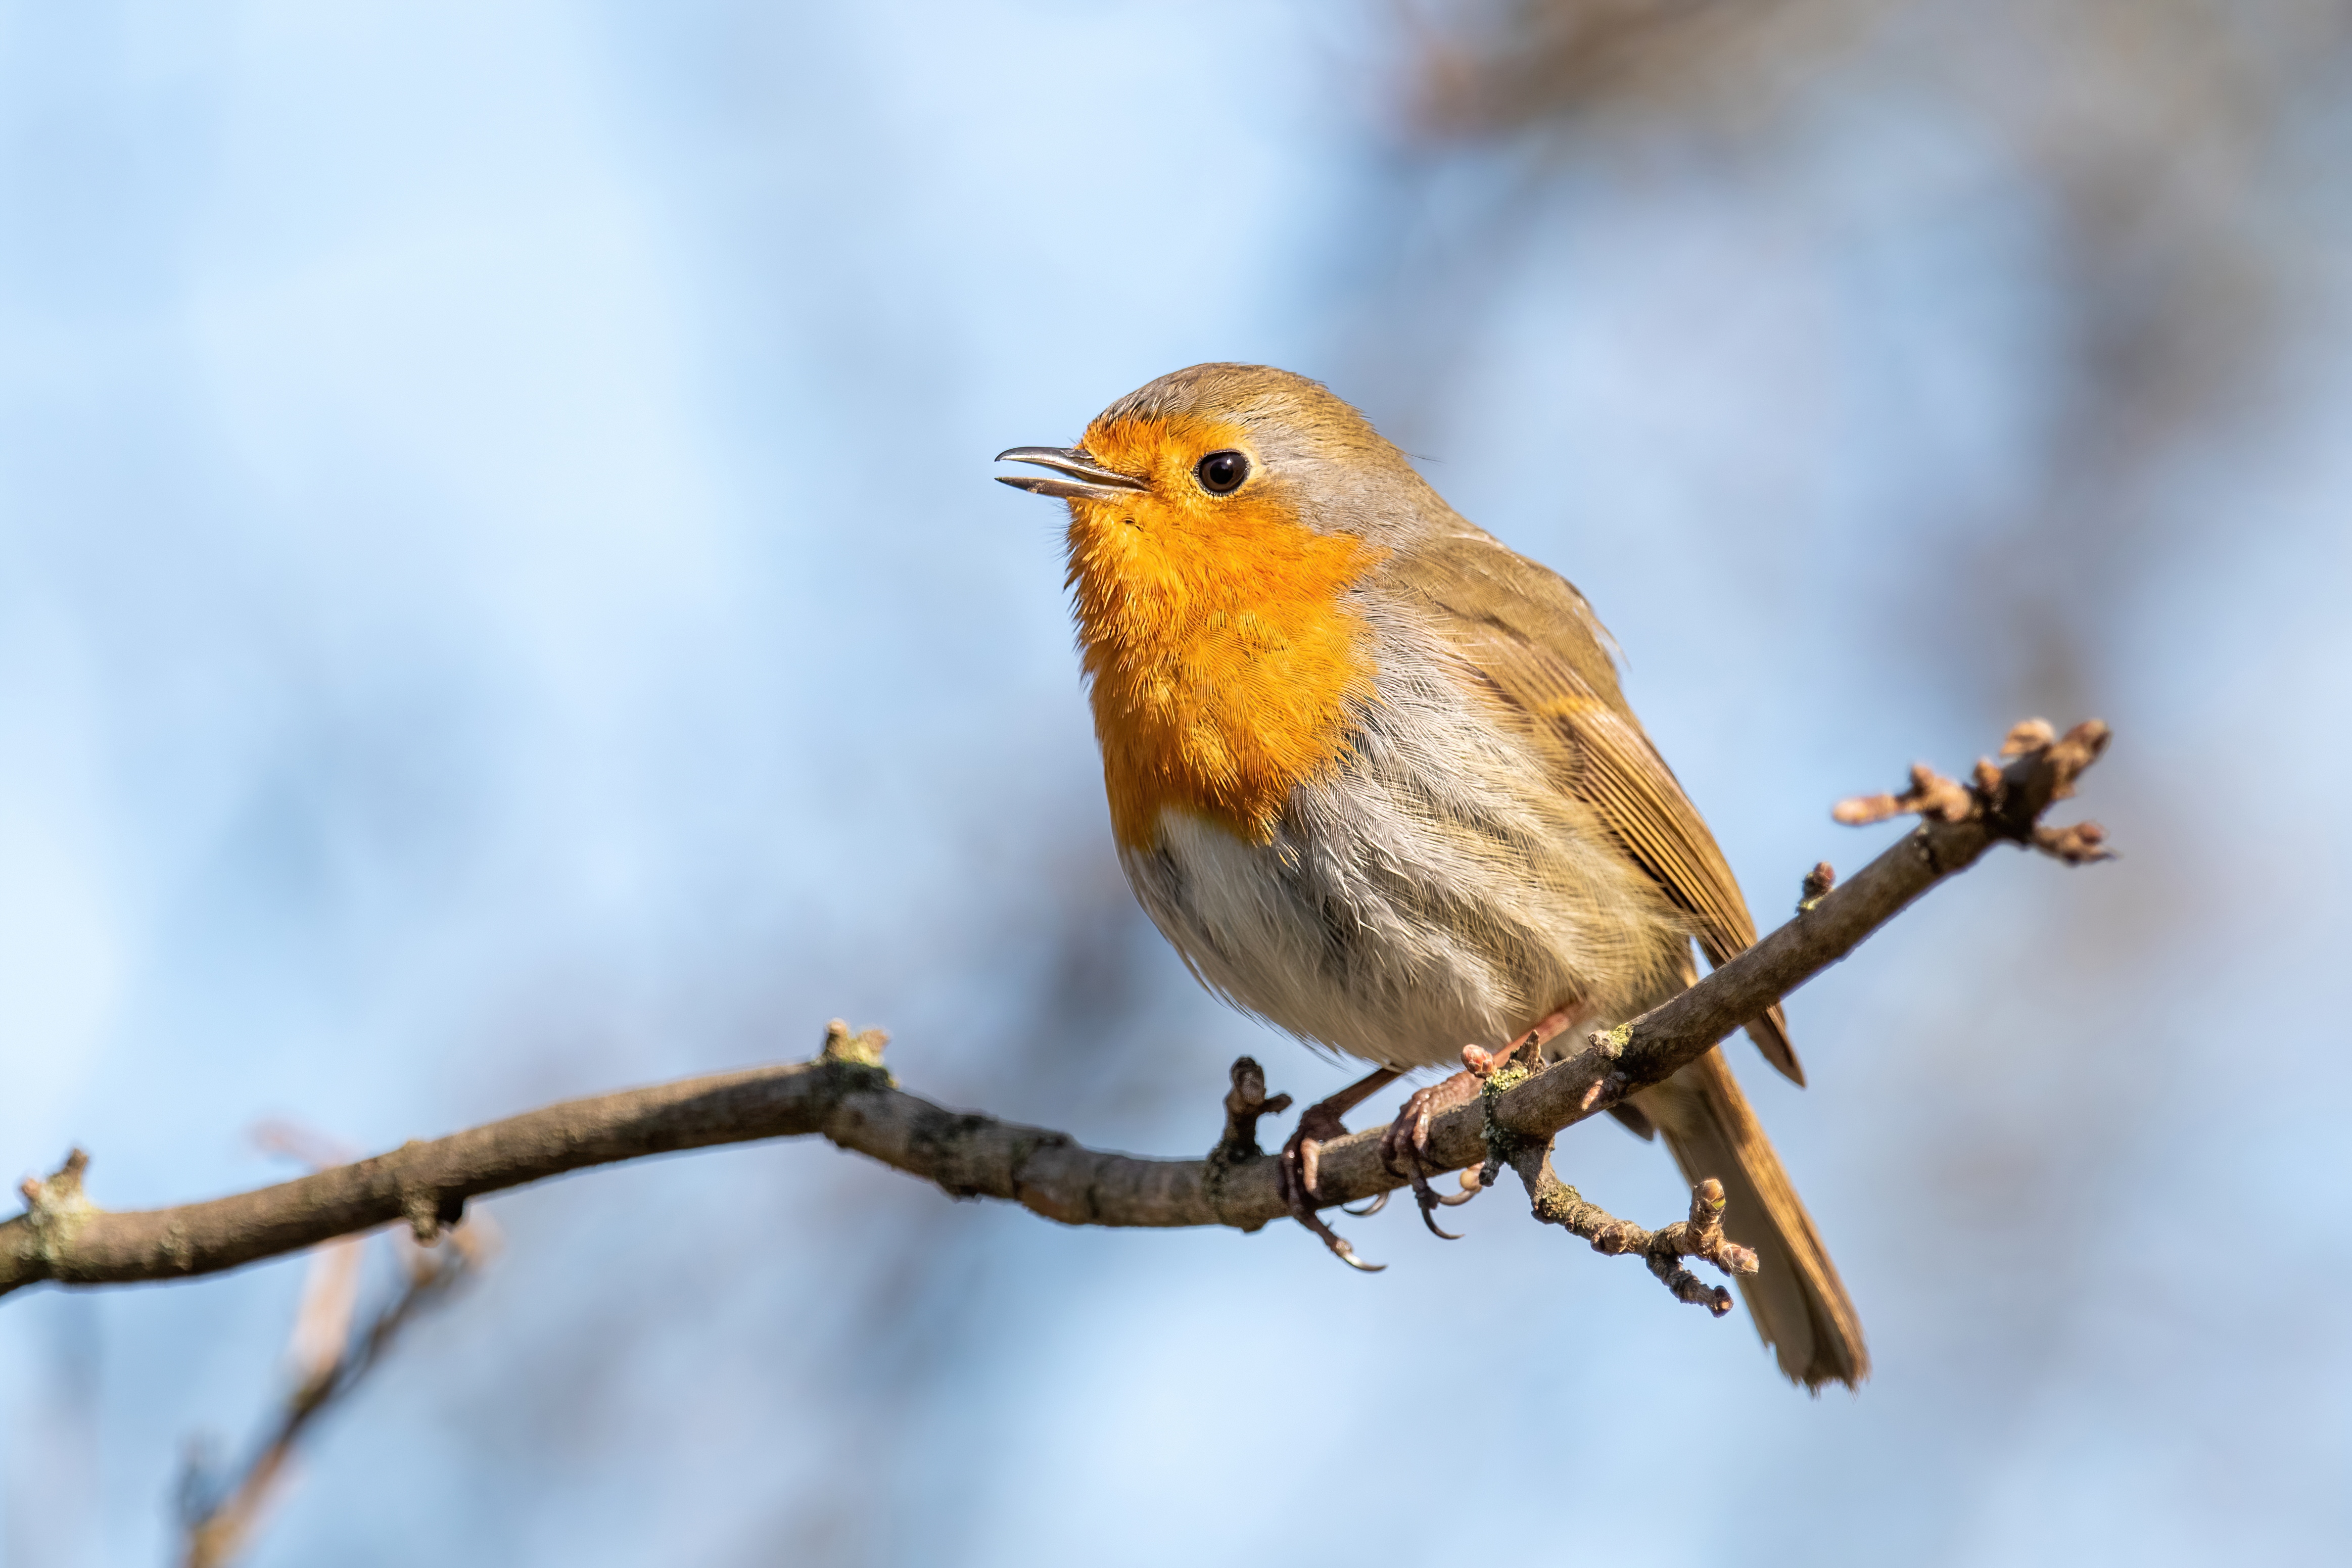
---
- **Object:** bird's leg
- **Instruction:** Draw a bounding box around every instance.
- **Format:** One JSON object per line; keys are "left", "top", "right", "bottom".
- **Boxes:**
{"left": 1276, "top": 1066, "right": 1401, "bottom": 1272}
{"left": 1379, "top": 1010, "right": 1574, "bottom": 1239}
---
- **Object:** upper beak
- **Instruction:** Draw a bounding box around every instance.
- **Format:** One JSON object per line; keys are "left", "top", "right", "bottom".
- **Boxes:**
{"left": 994, "top": 446, "right": 1150, "bottom": 502}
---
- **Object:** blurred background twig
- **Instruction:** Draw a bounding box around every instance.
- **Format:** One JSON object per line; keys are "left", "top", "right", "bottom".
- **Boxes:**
{"left": 175, "top": 1128, "right": 493, "bottom": 1568}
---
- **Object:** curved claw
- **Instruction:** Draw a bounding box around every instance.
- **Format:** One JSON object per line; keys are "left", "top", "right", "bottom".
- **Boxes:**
{"left": 1405, "top": 1160, "right": 1467, "bottom": 1238}
{"left": 1381, "top": 1147, "right": 1469, "bottom": 1239}
{"left": 1342, "top": 1189, "right": 1390, "bottom": 1217}
{"left": 1278, "top": 1133, "right": 1386, "bottom": 1272}
{"left": 1380, "top": 1119, "right": 1482, "bottom": 1239}
{"left": 1294, "top": 1197, "right": 1387, "bottom": 1272}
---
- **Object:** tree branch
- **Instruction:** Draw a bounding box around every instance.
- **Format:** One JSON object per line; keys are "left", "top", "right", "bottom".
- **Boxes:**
{"left": 1, "top": 720, "right": 2110, "bottom": 1300}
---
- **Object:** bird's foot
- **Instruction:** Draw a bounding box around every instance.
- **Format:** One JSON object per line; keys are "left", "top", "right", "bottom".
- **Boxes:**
{"left": 1377, "top": 1073, "right": 1485, "bottom": 1238}
{"left": 1274, "top": 1067, "right": 1399, "bottom": 1272}
{"left": 1380, "top": 1011, "right": 1573, "bottom": 1238}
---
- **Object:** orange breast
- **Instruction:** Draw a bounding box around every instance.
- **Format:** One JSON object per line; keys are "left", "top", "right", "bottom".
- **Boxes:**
{"left": 1065, "top": 417, "right": 1384, "bottom": 849}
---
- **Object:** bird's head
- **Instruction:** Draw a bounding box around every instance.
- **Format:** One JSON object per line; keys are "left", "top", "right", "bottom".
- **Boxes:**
{"left": 994, "top": 363, "right": 1441, "bottom": 549}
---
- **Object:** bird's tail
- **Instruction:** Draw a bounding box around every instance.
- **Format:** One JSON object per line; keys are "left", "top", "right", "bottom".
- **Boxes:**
{"left": 1632, "top": 1047, "right": 1869, "bottom": 1389}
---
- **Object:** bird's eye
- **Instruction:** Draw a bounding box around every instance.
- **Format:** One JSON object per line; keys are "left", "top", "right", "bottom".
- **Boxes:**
{"left": 1195, "top": 450, "right": 1249, "bottom": 495}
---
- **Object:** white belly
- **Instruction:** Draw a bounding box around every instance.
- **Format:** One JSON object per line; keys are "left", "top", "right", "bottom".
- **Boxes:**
{"left": 1116, "top": 669, "right": 1689, "bottom": 1071}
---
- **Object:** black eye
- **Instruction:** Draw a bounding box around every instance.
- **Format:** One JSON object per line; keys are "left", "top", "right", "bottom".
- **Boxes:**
{"left": 1195, "top": 449, "right": 1249, "bottom": 494}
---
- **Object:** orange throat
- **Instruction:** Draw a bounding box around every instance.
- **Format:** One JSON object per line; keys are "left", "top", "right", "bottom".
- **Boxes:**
{"left": 1063, "top": 425, "right": 1383, "bottom": 850}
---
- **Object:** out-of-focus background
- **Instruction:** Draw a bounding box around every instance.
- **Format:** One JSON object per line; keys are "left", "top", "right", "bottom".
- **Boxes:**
{"left": 4, "top": 2, "right": 2347, "bottom": 1563}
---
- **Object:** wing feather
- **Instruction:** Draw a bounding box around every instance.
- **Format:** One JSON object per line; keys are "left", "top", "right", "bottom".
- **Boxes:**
{"left": 1396, "top": 528, "right": 1803, "bottom": 1083}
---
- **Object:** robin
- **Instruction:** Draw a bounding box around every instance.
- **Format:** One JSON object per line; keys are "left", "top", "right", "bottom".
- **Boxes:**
{"left": 997, "top": 364, "right": 1866, "bottom": 1388}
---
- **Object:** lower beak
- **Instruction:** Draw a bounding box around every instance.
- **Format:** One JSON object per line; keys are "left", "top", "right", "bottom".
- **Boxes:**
{"left": 994, "top": 446, "right": 1150, "bottom": 502}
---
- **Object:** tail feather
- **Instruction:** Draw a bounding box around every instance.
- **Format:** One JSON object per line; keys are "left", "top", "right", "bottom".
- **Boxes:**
{"left": 1744, "top": 1001, "right": 1804, "bottom": 1087}
{"left": 1633, "top": 1048, "right": 1868, "bottom": 1389}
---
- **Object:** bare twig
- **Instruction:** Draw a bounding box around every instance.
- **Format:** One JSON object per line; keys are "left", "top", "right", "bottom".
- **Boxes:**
{"left": 178, "top": 1210, "right": 493, "bottom": 1568}
{"left": 1832, "top": 719, "right": 2111, "bottom": 856}
{"left": 1212, "top": 1056, "right": 1293, "bottom": 1164}
{"left": 1, "top": 721, "right": 2111, "bottom": 1299}
{"left": 1523, "top": 1157, "right": 1756, "bottom": 1315}
{"left": 1470, "top": 1060, "right": 1758, "bottom": 1312}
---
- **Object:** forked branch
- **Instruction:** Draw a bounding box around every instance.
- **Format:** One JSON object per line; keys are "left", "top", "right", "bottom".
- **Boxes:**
{"left": 1, "top": 720, "right": 2111, "bottom": 1299}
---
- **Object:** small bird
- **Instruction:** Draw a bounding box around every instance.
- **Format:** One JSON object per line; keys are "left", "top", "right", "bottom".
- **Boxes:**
{"left": 998, "top": 364, "right": 1866, "bottom": 1388}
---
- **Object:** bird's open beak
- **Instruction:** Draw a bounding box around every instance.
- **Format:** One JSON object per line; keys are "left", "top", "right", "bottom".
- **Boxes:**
{"left": 994, "top": 446, "right": 1150, "bottom": 502}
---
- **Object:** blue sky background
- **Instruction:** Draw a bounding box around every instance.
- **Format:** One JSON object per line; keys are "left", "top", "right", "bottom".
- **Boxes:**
{"left": 3, "top": 3, "right": 2347, "bottom": 1564}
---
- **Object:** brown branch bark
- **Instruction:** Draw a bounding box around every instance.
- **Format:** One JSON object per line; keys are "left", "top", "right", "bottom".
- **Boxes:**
{"left": 1505, "top": 1155, "right": 1759, "bottom": 1317}
{"left": 0, "top": 721, "right": 2109, "bottom": 1300}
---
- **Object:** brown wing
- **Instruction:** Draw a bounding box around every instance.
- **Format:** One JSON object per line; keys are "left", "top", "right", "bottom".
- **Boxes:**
{"left": 1395, "top": 527, "right": 1803, "bottom": 1084}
